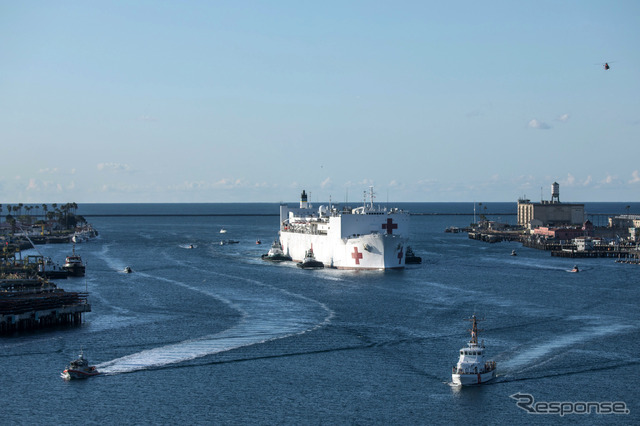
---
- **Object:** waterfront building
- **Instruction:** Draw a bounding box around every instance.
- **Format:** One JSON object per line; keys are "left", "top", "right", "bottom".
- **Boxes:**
{"left": 608, "top": 214, "right": 640, "bottom": 229}
{"left": 517, "top": 182, "right": 585, "bottom": 229}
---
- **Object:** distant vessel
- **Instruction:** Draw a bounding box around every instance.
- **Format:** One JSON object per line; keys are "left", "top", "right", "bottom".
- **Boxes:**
{"left": 219, "top": 229, "right": 227, "bottom": 234}
{"left": 220, "top": 240, "right": 239, "bottom": 245}
{"left": 511, "top": 249, "right": 517, "bottom": 256}
{"left": 570, "top": 265, "right": 579, "bottom": 273}
{"left": 278, "top": 188, "right": 410, "bottom": 269}
{"left": 61, "top": 350, "right": 100, "bottom": 380}
{"left": 123, "top": 266, "right": 133, "bottom": 273}
{"left": 452, "top": 315, "right": 496, "bottom": 386}
{"left": 62, "top": 245, "right": 85, "bottom": 277}
{"left": 262, "top": 240, "right": 292, "bottom": 262}
{"left": 296, "top": 249, "right": 324, "bottom": 269}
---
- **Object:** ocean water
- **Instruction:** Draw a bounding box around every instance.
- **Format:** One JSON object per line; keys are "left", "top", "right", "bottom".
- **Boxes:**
{"left": 2, "top": 203, "right": 638, "bottom": 424}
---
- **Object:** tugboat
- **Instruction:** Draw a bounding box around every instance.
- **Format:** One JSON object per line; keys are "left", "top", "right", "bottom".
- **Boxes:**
{"left": 405, "top": 246, "right": 422, "bottom": 264}
{"left": 62, "top": 244, "right": 85, "bottom": 277}
{"left": 452, "top": 314, "right": 496, "bottom": 386}
{"left": 261, "top": 240, "right": 292, "bottom": 262}
{"left": 296, "top": 248, "right": 324, "bottom": 269}
{"left": 61, "top": 350, "right": 100, "bottom": 380}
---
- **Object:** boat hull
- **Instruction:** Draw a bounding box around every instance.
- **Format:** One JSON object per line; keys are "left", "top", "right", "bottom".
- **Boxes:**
{"left": 280, "top": 231, "right": 407, "bottom": 270}
{"left": 63, "top": 265, "right": 85, "bottom": 277}
{"left": 452, "top": 369, "right": 495, "bottom": 386}
{"left": 61, "top": 369, "right": 100, "bottom": 380}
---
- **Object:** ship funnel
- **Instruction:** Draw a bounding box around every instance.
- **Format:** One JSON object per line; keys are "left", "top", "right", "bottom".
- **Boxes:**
{"left": 300, "top": 190, "right": 309, "bottom": 208}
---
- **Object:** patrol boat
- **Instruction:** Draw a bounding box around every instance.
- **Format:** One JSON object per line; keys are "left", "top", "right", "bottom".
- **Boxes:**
{"left": 278, "top": 188, "right": 410, "bottom": 270}
{"left": 452, "top": 314, "right": 497, "bottom": 386}
{"left": 61, "top": 350, "right": 100, "bottom": 380}
{"left": 62, "top": 244, "right": 85, "bottom": 277}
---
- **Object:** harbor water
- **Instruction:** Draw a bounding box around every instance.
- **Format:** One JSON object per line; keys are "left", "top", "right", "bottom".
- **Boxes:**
{"left": 1, "top": 203, "right": 638, "bottom": 424}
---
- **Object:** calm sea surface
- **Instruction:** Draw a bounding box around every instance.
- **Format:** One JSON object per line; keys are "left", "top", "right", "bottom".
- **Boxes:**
{"left": 2, "top": 203, "right": 638, "bottom": 424}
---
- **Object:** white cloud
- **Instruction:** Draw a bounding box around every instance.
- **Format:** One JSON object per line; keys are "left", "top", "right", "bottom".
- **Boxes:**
{"left": 97, "top": 163, "right": 131, "bottom": 172}
{"left": 557, "top": 113, "right": 570, "bottom": 122}
{"left": 320, "top": 177, "right": 331, "bottom": 188}
{"left": 583, "top": 175, "right": 592, "bottom": 186}
{"left": 26, "top": 179, "right": 38, "bottom": 190}
{"left": 564, "top": 173, "right": 575, "bottom": 186}
{"left": 629, "top": 170, "right": 640, "bottom": 184}
{"left": 38, "top": 168, "right": 59, "bottom": 174}
{"left": 528, "top": 119, "right": 551, "bottom": 129}
{"left": 138, "top": 114, "right": 157, "bottom": 122}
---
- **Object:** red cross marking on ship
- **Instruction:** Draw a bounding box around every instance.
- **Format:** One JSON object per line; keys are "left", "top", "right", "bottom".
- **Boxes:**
{"left": 382, "top": 218, "right": 398, "bottom": 234}
{"left": 352, "top": 247, "right": 363, "bottom": 265}
{"left": 397, "top": 247, "right": 404, "bottom": 264}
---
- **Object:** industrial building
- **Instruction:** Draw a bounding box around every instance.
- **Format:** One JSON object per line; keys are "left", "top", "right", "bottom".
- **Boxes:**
{"left": 517, "top": 182, "right": 585, "bottom": 229}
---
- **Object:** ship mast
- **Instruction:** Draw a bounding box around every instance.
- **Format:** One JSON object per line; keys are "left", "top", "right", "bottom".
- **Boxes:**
{"left": 466, "top": 314, "right": 484, "bottom": 346}
{"left": 369, "top": 186, "right": 375, "bottom": 210}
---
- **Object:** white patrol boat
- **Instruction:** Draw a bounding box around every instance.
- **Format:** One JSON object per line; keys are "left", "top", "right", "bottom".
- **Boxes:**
{"left": 278, "top": 187, "right": 409, "bottom": 270}
{"left": 61, "top": 350, "right": 100, "bottom": 380}
{"left": 452, "top": 314, "right": 497, "bottom": 386}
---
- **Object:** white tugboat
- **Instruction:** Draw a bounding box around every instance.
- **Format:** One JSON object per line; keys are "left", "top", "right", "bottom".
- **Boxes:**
{"left": 261, "top": 240, "right": 292, "bottom": 262}
{"left": 61, "top": 350, "right": 100, "bottom": 380}
{"left": 452, "top": 314, "right": 496, "bottom": 386}
{"left": 278, "top": 187, "right": 410, "bottom": 269}
{"left": 296, "top": 248, "right": 324, "bottom": 269}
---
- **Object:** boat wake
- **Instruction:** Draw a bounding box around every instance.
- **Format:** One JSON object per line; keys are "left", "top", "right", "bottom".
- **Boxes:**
{"left": 96, "top": 269, "right": 334, "bottom": 375}
{"left": 499, "top": 322, "right": 634, "bottom": 373}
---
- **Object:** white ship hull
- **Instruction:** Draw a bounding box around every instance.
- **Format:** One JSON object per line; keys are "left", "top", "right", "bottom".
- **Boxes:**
{"left": 452, "top": 369, "right": 495, "bottom": 386}
{"left": 280, "top": 231, "right": 407, "bottom": 270}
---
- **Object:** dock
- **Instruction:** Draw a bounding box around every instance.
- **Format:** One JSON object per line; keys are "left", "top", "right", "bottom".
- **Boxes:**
{"left": 0, "top": 278, "right": 90, "bottom": 334}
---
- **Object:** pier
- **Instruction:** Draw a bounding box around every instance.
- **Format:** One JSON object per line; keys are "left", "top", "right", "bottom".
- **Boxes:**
{"left": 0, "top": 278, "right": 90, "bottom": 334}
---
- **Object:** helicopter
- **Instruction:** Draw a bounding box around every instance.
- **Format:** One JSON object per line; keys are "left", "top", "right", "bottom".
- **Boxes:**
{"left": 596, "top": 61, "right": 614, "bottom": 70}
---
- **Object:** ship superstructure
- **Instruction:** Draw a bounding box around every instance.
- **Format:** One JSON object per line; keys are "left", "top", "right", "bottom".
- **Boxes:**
{"left": 278, "top": 188, "right": 409, "bottom": 270}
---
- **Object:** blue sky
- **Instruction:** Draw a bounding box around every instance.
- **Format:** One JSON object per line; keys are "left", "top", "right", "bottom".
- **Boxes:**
{"left": 1, "top": 1, "right": 639, "bottom": 203}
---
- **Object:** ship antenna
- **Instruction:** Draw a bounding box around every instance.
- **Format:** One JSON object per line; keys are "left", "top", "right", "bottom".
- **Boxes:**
{"left": 369, "top": 186, "right": 375, "bottom": 209}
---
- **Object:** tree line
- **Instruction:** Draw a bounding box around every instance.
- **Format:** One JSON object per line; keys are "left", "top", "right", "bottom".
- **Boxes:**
{"left": 0, "top": 202, "right": 85, "bottom": 229}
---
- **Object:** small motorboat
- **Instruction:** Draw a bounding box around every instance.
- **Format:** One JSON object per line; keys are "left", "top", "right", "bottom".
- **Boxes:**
{"left": 219, "top": 229, "right": 227, "bottom": 234}
{"left": 123, "top": 266, "right": 133, "bottom": 273}
{"left": 452, "top": 314, "right": 496, "bottom": 386}
{"left": 61, "top": 350, "right": 100, "bottom": 380}
{"left": 62, "top": 244, "right": 86, "bottom": 277}
{"left": 511, "top": 249, "right": 517, "bottom": 256}
{"left": 220, "top": 240, "right": 239, "bottom": 245}
{"left": 570, "top": 265, "right": 579, "bottom": 273}
{"left": 256, "top": 239, "right": 262, "bottom": 245}
{"left": 297, "top": 249, "right": 324, "bottom": 269}
{"left": 261, "top": 240, "right": 292, "bottom": 262}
